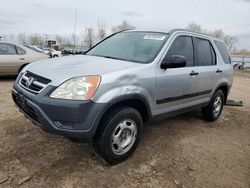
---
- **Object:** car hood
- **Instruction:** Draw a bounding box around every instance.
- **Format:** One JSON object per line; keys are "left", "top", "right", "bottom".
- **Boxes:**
{"left": 25, "top": 55, "right": 142, "bottom": 86}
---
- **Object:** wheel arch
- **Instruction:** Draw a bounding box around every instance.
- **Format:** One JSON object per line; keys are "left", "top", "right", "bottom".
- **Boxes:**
{"left": 214, "top": 83, "right": 229, "bottom": 104}
{"left": 18, "top": 63, "right": 29, "bottom": 73}
{"left": 93, "top": 94, "right": 152, "bottom": 139}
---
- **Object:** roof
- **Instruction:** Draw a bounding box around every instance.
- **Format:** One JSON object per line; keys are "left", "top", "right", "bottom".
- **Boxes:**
{"left": 124, "top": 28, "right": 224, "bottom": 42}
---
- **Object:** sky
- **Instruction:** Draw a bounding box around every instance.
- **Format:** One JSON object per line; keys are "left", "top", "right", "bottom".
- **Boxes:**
{"left": 0, "top": 0, "right": 250, "bottom": 50}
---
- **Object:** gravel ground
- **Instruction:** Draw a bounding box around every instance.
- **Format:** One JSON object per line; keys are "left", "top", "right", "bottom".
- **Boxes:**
{"left": 0, "top": 71, "right": 249, "bottom": 188}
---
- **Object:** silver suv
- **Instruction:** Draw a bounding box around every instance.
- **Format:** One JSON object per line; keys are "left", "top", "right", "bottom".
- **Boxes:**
{"left": 12, "top": 29, "right": 233, "bottom": 164}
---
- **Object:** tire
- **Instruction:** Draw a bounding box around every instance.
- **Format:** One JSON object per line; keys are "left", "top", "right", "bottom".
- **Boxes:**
{"left": 93, "top": 106, "right": 143, "bottom": 165}
{"left": 53, "top": 55, "right": 58, "bottom": 58}
{"left": 202, "top": 90, "right": 225, "bottom": 121}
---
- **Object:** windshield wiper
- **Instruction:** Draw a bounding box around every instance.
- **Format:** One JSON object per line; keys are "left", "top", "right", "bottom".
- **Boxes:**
{"left": 103, "top": 56, "right": 123, "bottom": 60}
{"left": 102, "top": 56, "right": 119, "bottom": 60}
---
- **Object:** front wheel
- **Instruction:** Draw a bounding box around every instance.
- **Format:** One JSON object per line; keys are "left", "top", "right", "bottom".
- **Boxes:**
{"left": 202, "top": 90, "right": 225, "bottom": 121}
{"left": 93, "top": 107, "right": 143, "bottom": 165}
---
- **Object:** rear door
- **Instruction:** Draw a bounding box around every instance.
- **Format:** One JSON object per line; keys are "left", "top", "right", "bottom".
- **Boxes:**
{"left": 193, "top": 37, "right": 220, "bottom": 103}
{"left": 214, "top": 40, "right": 234, "bottom": 89}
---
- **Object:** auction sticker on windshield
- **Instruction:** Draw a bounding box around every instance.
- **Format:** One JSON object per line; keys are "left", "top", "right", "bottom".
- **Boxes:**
{"left": 144, "top": 35, "right": 166, "bottom": 40}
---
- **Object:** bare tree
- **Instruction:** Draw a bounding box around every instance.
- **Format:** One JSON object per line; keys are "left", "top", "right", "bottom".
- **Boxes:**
{"left": 62, "top": 37, "right": 74, "bottom": 49}
{"left": 224, "top": 36, "right": 238, "bottom": 52}
{"left": 29, "top": 34, "right": 44, "bottom": 46}
{"left": 9, "top": 34, "right": 15, "bottom": 41}
{"left": 210, "top": 29, "right": 238, "bottom": 52}
{"left": 211, "top": 29, "right": 225, "bottom": 39}
{"left": 111, "top": 20, "right": 136, "bottom": 33}
{"left": 84, "top": 28, "right": 95, "bottom": 50}
{"left": 186, "top": 22, "right": 202, "bottom": 32}
{"left": 234, "top": 49, "right": 250, "bottom": 56}
{"left": 97, "top": 20, "right": 106, "bottom": 41}
{"left": 1, "top": 35, "right": 7, "bottom": 41}
{"left": 72, "top": 33, "right": 79, "bottom": 49}
{"left": 17, "top": 33, "right": 27, "bottom": 44}
{"left": 186, "top": 23, "right": 238, "bottom": 52}
{"left": 55, "top": 35, "right": 64, "bottom": 46}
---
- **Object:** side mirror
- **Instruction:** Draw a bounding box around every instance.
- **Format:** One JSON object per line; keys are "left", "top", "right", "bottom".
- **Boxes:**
{"left": 161, "top": 55, "right": 186, "bottom": 69}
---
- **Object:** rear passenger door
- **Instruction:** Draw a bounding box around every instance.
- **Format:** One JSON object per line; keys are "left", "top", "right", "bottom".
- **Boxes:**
{"left": 193, "top": 38, "right": 220, "bottom": 103}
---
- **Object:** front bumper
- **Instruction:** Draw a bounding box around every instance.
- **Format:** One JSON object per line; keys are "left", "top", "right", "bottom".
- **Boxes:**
{"left": 12, "top": 78, "right": 105, "bottom": 140}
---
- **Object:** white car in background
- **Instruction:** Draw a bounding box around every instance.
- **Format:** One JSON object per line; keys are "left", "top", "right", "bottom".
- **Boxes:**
{"left": 24, "top": 45, "right": 52, "bottom": 58}
{"left": 43, "top": 47, "right": 62, "bottom": 58}
{"left": 0, "top": 42, "right": 50, "bottom": 76}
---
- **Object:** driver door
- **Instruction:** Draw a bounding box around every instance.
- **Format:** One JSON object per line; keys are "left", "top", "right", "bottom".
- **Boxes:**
{"left": 155, "top": 35, "right": 199, "bottom": 115}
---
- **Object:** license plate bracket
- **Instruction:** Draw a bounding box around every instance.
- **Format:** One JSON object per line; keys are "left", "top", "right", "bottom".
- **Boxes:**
{"left": 17, "top": 92, "right": 26, "bottom": 105}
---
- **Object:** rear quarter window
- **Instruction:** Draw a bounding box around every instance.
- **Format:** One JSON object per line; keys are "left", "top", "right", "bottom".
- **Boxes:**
{"left": 214, "top": 41, "right": 231, "bottom": 64}
{"left": 16, "top": 46, "right": 26, "bottom": 55}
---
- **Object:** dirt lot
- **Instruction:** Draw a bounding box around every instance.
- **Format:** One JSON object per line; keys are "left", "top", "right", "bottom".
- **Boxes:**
{"left": 0, "top": 71, "right": 249, "bottom": 188}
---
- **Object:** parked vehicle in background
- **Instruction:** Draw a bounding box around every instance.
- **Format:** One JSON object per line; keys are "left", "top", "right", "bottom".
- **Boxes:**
{"left": 12, "top": 29, "right": 233, "bottom": 164}
{"left": 24, "top": 45, "right": 52, "bottom": 58}
{"left": 233, "top": 63, "right": 239, "bottom": 69}
{"left": 61, "top": 48, "right": 73, "bottom": 55}
{"left": 62, "top": 48, "right": 85, "bottom": 55}
{"left": 0, "top": 42, "right": 49, "bottom": 76}
{"left": 24, "top": 45, "right": 44, "bottom": 53}
{"left": 239, "top": 62, "right": 247, "bottom": 69}
{"left": 233, "top": 62, "right": 247, "bottom": 70}
{"left": 42, "top": 47, "right": 62, "bottom": 58}
{"left": 231, "top": 55, "right": 250, "bottom": 70}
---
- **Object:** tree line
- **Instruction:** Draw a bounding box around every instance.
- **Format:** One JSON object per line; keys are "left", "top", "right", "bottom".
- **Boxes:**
{"left": 1, "top": 21, "right": 246, "bottom": 54}
{"left": 0, "top": 20, "right": 136, "bottom": 50}
{"left": 186, "top": 23, "right": 238, "bottom": 53}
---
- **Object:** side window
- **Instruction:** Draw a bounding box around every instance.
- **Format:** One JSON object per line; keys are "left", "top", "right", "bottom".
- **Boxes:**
{"left": 0, "top": 43, "right": 17, "bottom": 55}
{"left": 166, "top": 36, "right": 194, "bottom": 67}
{"left": 214, "top": 41, "right": 231, "bottom": 64}
{"left": 195, "top": 38, "right": 216, "bottom": 66}
{"left": 16, "top": 46, "right": 26, "bottom": 55}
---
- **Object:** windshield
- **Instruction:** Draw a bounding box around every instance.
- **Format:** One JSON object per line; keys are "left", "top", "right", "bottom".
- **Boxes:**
{"left": 24, "top": 45, "right": 44, "bottom": 53}
{"left": 86, "top": 31, "right": 168, "bottom": 63}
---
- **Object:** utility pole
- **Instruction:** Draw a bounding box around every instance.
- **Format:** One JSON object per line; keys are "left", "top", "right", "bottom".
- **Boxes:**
{"left": 73, "top": 8, "right": 77, "bottom": 52}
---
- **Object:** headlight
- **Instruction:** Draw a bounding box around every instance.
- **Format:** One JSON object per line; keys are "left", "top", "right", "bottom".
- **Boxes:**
{"left": 50, "top": 76, "right": 101, "bottom": 100}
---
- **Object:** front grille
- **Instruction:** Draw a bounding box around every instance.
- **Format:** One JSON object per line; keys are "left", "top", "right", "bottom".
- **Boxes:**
{"left": 19, "top": 71, "right": 51, "bottom": 94}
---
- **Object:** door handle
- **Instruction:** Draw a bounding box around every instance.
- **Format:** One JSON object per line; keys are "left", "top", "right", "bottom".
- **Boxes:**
{"left": 19, "top": 58, "right": 25, "bottom": 60}
{"left": 216, "top": 69, "right": 223, "bottom": 73}
{"left": 189, "top": 71, "right": 199, "bottom": 76}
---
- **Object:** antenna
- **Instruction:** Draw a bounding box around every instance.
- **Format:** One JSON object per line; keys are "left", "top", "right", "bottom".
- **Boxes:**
{"left": 73, "top": 8, "right": 77, "bottom": 52}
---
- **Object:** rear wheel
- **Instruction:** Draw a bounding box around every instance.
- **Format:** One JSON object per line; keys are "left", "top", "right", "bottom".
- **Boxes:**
{"left": 202, "top": 90, "right": 224, "bottom": 121}
{"left": 93, "top": 107, "right": 143, "bottom": 165}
